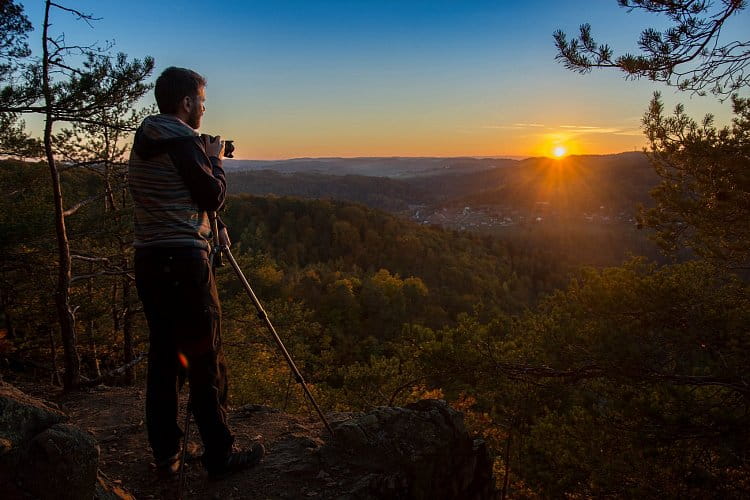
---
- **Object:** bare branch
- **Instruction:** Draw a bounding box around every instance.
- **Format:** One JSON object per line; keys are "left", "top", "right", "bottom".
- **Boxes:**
{"left": 71, "top": 270, "right": 134, "bottom": 283}
{"left": 49, "top": 2, "right": 101, "bottom": 28}
{"left": 71, "top": 254, "right": 112, "bottom": 263}
{"left": 62, "top": 193, "right": 103, "bottom": 217}
{"left": 79, "top": 352, "right": 147, "bottom": 387}
{"left": 490, "top": 358, "right": 750, "bottom": 398}
{"left": 388, "top": 376, "right": 430, "bottom": 405}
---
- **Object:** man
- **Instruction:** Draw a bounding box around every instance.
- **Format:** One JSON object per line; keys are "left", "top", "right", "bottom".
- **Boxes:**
{"left": 129, "top": 66, "right": 264, "bottom": 479}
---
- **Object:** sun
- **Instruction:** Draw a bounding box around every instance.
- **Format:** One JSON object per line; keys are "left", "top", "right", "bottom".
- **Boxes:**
{"left": 552, "top": 146, "right": 567, "bottom": 158}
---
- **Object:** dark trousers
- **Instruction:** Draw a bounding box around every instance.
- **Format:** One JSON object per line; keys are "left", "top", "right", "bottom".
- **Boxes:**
{"left": 134, "top": 247, "right": 234, "bottom": 469}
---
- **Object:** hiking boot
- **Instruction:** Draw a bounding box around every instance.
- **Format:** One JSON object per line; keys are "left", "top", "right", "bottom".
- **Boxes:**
{"left": 207, "top": 443, "right": 265, "bottom": 480}
{"left": 154, "top": 453, "right": 181, "bottom": 479}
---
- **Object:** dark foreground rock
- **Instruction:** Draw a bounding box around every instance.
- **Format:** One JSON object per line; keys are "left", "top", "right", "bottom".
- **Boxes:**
{"left": 0, "top": 382, "right": 99, "bottom": 499}
{"left": 322, "top": 399, "right": 495, "bottom": 499}
{"left": 237, "top": 399, "right": 496, "bottom": 499}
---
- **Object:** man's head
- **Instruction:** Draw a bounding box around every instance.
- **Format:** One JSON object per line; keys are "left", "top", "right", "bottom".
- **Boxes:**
{"left": 154, "top": 67, "right": 207, "bottom": 129}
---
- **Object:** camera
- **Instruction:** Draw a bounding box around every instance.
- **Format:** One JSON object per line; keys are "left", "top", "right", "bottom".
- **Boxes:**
{"left": 201, "top": 134, "right": 235, "bottom": 158}
{"left": 224, "top": 140, "right": 235, "bottom": 158}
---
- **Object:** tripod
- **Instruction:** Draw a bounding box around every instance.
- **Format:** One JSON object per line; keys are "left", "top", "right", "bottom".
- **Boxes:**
{"left": 209, "top": 214, "right": 334, "bottom": 436}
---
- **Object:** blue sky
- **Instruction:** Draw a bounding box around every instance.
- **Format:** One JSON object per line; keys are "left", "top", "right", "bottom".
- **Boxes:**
{"left": 18, "top": 0, "right": 750, "bottom": 159}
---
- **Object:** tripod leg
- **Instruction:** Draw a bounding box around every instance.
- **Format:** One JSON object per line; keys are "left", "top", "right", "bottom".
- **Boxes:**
{"left": 221, "top": 245, "right": 335, "bottom": 437}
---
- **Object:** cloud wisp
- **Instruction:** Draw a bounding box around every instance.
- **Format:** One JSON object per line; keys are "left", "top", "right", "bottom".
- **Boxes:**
{"left": 483, "top": 123, "right": 643, "bottom": 137}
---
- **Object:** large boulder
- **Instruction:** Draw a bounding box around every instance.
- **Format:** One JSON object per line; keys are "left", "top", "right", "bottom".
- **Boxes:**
{"left": 258, "top": 399, "right": 497, "bottom": 499}
{"left": 326, "top": 399, "right": 496, "bottom": 499}
{"left": 0, "top": 382, "right": 100, "bottom": 500}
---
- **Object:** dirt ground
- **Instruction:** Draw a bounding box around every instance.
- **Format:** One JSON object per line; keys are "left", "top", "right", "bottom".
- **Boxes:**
{"left": 17, "top": 381, "right": 348, "bottom": 500}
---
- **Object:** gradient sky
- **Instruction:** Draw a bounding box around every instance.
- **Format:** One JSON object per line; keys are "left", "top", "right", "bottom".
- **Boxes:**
{"left": 19, "top": 0, "right": 750, "bottom": 159}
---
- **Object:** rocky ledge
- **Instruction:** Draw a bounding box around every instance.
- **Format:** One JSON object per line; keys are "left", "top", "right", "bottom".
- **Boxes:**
{"left": 0, "top": 381, "right": 497, "bottom": 499}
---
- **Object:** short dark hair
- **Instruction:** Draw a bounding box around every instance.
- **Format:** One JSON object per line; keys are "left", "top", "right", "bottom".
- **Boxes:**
{"left": 154, "top": 67, "right": 207, "bottom": 114}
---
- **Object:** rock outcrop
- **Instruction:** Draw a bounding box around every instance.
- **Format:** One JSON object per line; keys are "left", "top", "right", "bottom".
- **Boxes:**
{"left": 0, "top": 382, "right": 100, "bottom": 500}
{"left": 256, "top": 399, "right": 497, "bottom": 499}
{"left": 328, "top": 399, "right": 495, "bottom": 499}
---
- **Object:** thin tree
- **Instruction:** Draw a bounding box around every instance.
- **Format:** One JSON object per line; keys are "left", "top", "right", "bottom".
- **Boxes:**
{"left": 58, "top": 101, "right": 153, "bottom": 384}
{"left": 0, "top": 0, "right": 153, "bottom": 390}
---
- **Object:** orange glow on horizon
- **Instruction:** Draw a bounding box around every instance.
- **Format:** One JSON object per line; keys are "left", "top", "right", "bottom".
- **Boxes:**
{"left": 220, "top": 118, "right": 645, "bottom": 160}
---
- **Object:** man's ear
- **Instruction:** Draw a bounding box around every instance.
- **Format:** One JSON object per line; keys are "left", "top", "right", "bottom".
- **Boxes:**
{"left": 179, "top": 95, "right": 192, "bottom": 114}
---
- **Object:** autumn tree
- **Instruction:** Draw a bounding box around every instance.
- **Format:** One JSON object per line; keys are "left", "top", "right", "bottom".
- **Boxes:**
{"left": 414, "top": 260, "right": 750, "bottom": 497}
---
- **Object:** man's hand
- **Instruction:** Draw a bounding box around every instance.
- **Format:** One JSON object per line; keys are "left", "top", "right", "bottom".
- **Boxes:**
{"left": 219, "top": 226, "right": 231, "bottom": 248}
{"left": 204, "top": 135, "right": 225, "bottom": 160}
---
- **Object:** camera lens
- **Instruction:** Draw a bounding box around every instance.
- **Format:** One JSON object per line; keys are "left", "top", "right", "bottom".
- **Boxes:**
{"left": 225, "top": 140, "right": 235, "bottom": 158}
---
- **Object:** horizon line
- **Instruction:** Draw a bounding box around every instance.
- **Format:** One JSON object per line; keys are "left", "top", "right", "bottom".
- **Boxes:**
{"left": 226, "top": 151, "right": 645, "bottom": 162}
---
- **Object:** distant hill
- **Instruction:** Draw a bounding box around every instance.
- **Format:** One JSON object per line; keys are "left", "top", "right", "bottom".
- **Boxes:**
{"left": 411, "top": 152, "right": 658, "bottom": 211}
{"left": 223, "top": 156, "right": 519, "bottom": 178}
{"left": 226, "top": 152, "right": 659, "bottom": 215}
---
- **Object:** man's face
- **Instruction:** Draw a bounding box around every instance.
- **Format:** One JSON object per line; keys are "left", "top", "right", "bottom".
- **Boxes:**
{"left": 186, "top": 86, "right": 206, "bottom": 129}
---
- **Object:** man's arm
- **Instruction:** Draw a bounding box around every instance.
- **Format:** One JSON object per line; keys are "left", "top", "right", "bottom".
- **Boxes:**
{"left": 168, "top": 136, "right": 226, "bottom": 211}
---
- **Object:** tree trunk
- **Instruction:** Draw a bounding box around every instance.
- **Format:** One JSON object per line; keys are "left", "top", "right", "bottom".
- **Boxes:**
{"left": 87, "top": 317, "right": 101, "bottom": 379}
{"left": 0, "top": 288, "right": 17, "bottom": 340}
{"left": 43, "top": 0, "right": 80, "bottom": 391}
{"left": 86, "top": 263, "right": 101, "bottom": 379}
{"left": 111, "top": 282, "right": 120, "bottom": 332}
{"left": 105, "top": 158, "right": 137, "bottom": 385}
{"left": 48, "top": 327, "right": 61, "bottom": 387}
{"left": 501, "top": 428, "right": 512, "bottom": 500}
{"left": 122, "top": 257, "right": 135, "bottom": 385}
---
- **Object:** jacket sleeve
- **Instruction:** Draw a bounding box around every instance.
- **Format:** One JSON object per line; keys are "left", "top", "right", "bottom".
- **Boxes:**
{"left": 167, "top": 136, "right": 226, "bottom": 211}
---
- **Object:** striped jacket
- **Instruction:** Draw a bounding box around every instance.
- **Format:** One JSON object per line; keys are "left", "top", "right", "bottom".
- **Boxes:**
{"left": 128, "top": 115, "right": 226, "bottom": 249}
